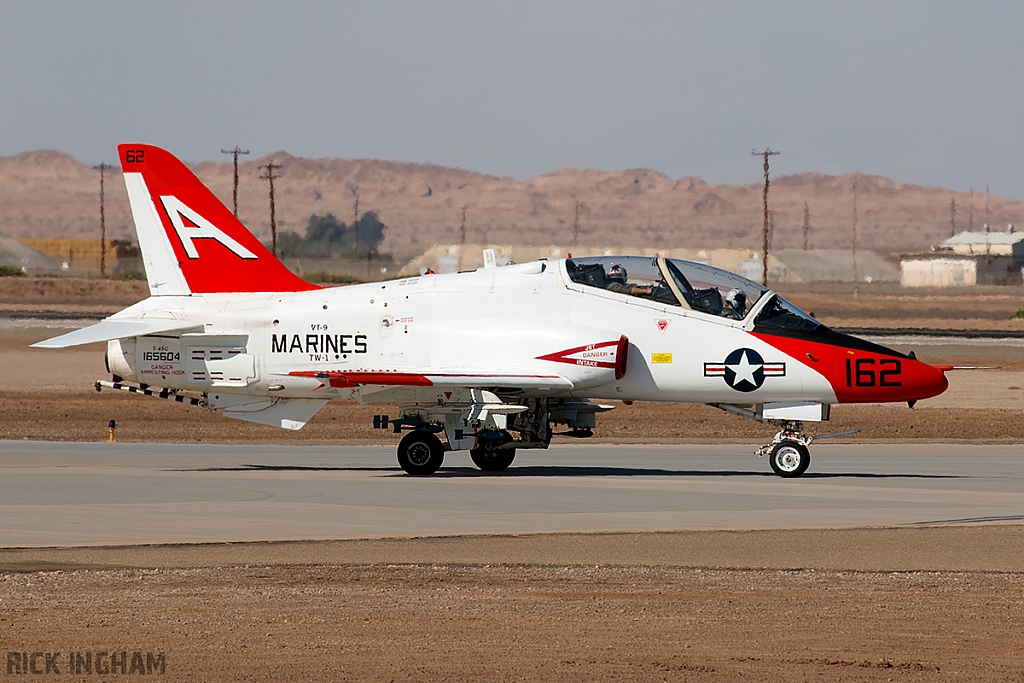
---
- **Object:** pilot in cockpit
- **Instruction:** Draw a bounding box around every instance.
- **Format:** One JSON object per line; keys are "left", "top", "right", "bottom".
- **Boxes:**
{"left": 724, "top": 287, "right": 747, "bottom": 319}
{"left": 606, "top": 264, "right": 653, "bottom": 296}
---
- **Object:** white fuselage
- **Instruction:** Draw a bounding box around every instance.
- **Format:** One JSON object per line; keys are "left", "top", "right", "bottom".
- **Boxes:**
{"left": 105, "top": 259, "right": 837, "bottom": 406}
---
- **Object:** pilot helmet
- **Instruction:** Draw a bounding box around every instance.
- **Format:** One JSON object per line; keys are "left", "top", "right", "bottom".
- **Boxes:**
{"left": 608, "top": 264, "right": 627, "bottom": 284}
{"left": 725, "top": 287, "right": 746, "bottom": 310}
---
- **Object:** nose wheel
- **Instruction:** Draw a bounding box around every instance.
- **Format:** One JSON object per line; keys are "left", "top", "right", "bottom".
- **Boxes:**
{"left": 757, "top": 421, "right": 812, "bottom": 478}
{"left": 768, "top": 440, "right": 810, "bottom": 478}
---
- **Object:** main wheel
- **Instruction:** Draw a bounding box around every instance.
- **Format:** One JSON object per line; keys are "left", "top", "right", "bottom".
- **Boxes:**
{"left": 469, "top": 440, "right": 516, "bottom": 472}
{"left": 397, "top": 431, "right": 444, "bottom": 475}
{"left": 769, "top": 440, "right": 810, "bottom": 478}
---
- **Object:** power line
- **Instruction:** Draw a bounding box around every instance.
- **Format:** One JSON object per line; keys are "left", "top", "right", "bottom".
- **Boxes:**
{"left": 752, "top": 148, "right": 780, "bottom": 286}
{"left": 259, "top": 161, "right": 282, "bottom": 257}
{"left": 93, "top": 163, "right": 112, "bottom": 276}
{"left": 221, "top": 146, "right": 250, "bottom": 217}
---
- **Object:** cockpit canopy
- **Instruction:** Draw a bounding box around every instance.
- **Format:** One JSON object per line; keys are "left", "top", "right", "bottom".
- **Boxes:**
{"left": 563, "top": 255, "right": 902, "bottom": 354}
{"left": 565, "top": 256, "right": 770, "bottom": 321}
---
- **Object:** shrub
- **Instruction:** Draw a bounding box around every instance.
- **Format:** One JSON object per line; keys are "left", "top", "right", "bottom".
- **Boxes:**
{"left": 112, "top": 270, "right": 147, "bottom": 281}
{"left": 0, "top": 265, "right": 24, "bottom": 277}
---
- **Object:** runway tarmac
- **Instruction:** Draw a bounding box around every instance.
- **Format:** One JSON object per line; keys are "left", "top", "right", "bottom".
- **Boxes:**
{"left": 2, "top": 441, "right": 1023, "bottom": 547}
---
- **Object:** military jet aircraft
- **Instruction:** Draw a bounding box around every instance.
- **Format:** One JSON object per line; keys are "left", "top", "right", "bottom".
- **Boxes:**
{"left": 34, "top": 144, "right": 950, "bottom": 477}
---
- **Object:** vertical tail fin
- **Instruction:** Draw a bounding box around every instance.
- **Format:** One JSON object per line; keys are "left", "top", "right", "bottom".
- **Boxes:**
{"left": 118, "top": 144, "right": 318, "bottom": 295}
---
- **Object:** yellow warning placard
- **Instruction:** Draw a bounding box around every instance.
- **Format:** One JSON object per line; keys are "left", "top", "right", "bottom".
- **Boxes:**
{"left": 651, "top": 353, "right": 673, "bottom": 364}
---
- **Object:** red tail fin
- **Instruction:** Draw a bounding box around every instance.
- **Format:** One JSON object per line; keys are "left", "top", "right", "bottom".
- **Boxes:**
{"left": 118, "top": 144, "right": 318, "bottom": 294}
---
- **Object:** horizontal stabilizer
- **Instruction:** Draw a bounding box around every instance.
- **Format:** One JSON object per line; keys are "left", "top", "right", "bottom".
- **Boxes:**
{"left": 31, "top": 318, "right": 198, "bottom": 348}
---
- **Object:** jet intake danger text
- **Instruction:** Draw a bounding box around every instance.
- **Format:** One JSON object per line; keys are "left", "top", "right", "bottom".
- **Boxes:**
{"left": 271, "top": 330, "right": 368, "bottom": 362}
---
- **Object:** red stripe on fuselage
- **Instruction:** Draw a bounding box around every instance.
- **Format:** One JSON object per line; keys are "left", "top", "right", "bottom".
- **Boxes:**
{"left": 752, "top": 332, "right": 948, "bottom": 403}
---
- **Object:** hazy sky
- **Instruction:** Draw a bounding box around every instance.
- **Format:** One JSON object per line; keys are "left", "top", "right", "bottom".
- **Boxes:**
{"left": 3, "top": 1, "right": 1024, "bottom": 198}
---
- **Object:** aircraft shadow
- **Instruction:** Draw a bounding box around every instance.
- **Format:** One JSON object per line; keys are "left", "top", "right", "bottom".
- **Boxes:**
{"left": 173, "top": 464, "right": 400, "bottom": 472}
{"left": 410, "top": 466, "right": 963, "bottom": 479}
{"left": 173, "top": 464, "right": 963, "bottom": 479}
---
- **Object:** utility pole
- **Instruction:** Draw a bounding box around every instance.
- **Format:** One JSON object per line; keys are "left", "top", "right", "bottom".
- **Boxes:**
{"left": 459, "top": 206, "right": 468, "bottom": 245}
{"left": 260, "top": 161, "right": 282, "bottom": 257}
{"left": 752, "top": 148, "right": 780, "bottom": 286}
{"left": 221, "top": 146, "right": 249, "bottom": 217}
{"left": 572, "top": 199, "right": 581, "bottom": 246}
{"left": 985, "top": 184, "right": 990, "bottom": 228}
{"left": 351, "top": 188, "right": 360, "bottom": 254}
{"left": 802, "top": 201, "right": 811, "bottom": 250}
{"left": 852, "top": 176, "right": 859, "bottom": 285}
{"left": 968, "top": 188, "right": 975, "bottom": 232}
{"left": 94, "top": 162, "right": 111, "bottom": 276}
{"left": 950, "top": 197, "right": 958, "bottom": 238}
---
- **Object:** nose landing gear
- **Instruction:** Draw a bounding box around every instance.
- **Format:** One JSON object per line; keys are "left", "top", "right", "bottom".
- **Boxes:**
{"left": 757, "top": 422, "right": 812, "bottom": 478}
{"left": 754, "top": 421, "right": 862, "bottom": 478}
{"left": 767, "top": 440, "right": 811, "bottom": 478}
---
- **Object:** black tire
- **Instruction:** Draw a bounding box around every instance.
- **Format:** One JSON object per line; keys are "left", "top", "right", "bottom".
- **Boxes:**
{"left": 769, "top": 440, "right": 810, "bottom": 478}
{"left": 397, "top": 431, "right": 444, "bottom": 475}
{"left": 469, "top": 442, "right": 516, "bottom": 472}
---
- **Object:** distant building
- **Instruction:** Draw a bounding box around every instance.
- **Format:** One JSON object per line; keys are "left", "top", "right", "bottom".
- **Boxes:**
{"left": 750, "top": 249, "right": 900, "bottom": 284}
{"left": 16, "top": 237, "right": 142, "bottom": 276}
{"left": 0, "top": 234, "right": 65, "bottom": 274}
{"left": 901, "top": 225, "right": 1024, "bottom": 287}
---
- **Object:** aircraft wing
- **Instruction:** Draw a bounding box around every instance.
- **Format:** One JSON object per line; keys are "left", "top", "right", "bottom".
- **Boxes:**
{"left": 31, "top": 318, "right": 199, "bottom": 349}
{"left": 289, "top": 370, "right": 575, "bottom": 390}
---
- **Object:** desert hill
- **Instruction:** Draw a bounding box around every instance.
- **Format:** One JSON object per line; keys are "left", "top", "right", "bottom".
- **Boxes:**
{"left": 2, "top": 149, "right": 1022, "bottom": 261}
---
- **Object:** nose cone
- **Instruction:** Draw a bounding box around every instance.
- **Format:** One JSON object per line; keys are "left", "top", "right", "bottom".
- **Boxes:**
{"left": 903, "top": 358, "right": 949, "bottom": 402}
{"left": 752, "top": 328, "right": 951, "bottom": 405}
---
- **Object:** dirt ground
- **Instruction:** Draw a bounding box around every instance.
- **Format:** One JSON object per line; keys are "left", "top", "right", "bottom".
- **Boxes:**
{"left": 2, "top": 529, "right": 1024, "bottom": 682}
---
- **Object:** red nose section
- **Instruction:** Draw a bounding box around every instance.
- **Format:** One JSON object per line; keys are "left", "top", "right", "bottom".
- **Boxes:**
{"left": 754, "top": 333, "right": 948, "bottom": 403}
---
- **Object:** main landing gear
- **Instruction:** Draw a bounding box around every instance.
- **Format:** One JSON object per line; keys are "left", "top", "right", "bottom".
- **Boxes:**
{"left": 396, "top": 431, "right": 445, "bottom": 476}
{"left": 377, "top": 397, "right": 600, "bottom": 475}
{"left": 394, "top": 428, "right": 518, "bottom": 475}
{"left": 469, "top": 432, "right": 517, "bottom": 472}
